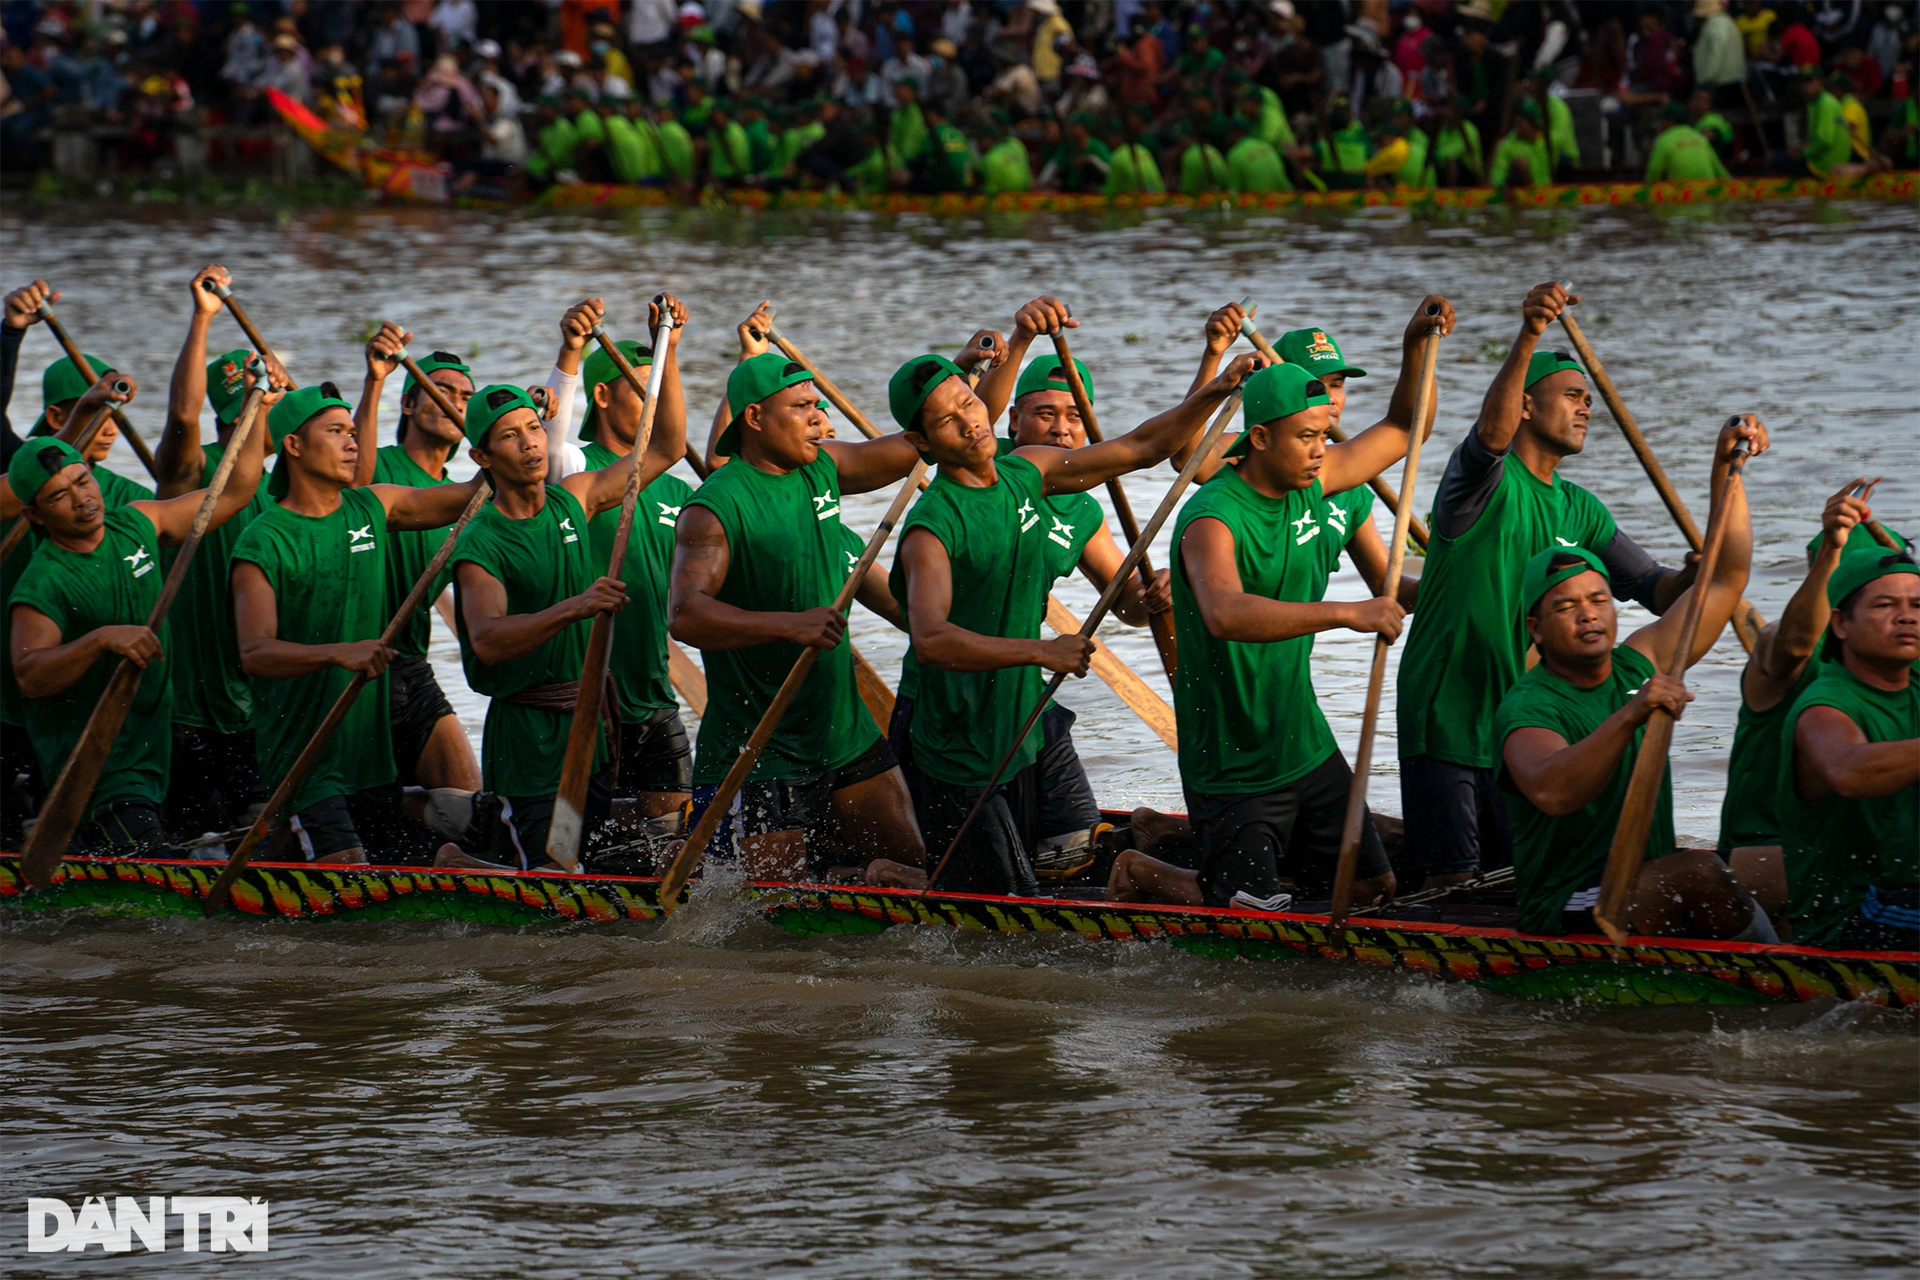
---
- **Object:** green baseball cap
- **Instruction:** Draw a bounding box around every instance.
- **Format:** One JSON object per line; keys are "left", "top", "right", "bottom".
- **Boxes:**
{"left": 32, "top": 353, "right": 116, "bottom": 435}
{"left": 888, "top": 353, "right": 965, "bottom": 434}
{"left": 401, "top": 350, "right": 473, "bottom": 399}
{"left": 207, "top": 348, "right": 252, "bottom": 424}
{"left": 6, "top": 437, "right": 86, "bottom": 506}
{"left": 1277, "top": 327, "right": 1365, "bottom": 379}
{"left": 1010, "top": 355, "right": 1092, "bottom": 437}
{"left": 265, "top": 383, "right": 355, "bottom": 498}
{"left": 1521, "top": 545, "right": 1609, "bottom": 613}
{"left": 580, "top": 340, "right": 653, "bottom": 442}
{"left": 1806, "top": 523, "right": 1909, "bottom": 564}
{"left": 464, "top": 383, "right": 540, "bottom": 448}
{"left": 1525, "top": 349, "right": 1585, "bottom": 389}
{"left": 1226, "top": 363, "right": 1330, "bottom": 458}
{"left": 1822, "top": 546, "right": 1920, "bottom": 659}
{"left": 717, "top": 352, "right": 825, "bottom": 457}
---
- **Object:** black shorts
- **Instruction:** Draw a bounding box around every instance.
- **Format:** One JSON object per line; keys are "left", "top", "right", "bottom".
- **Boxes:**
{"left": 689, "top": 735, "right": 896, "bottom": 865}
{"left": 615, "top": 707, "right": 693, "bottom": 796}
{"left": 387, "top": 654, "right": 458, "bottom": 785}
{"left": 1188, "top": 752, "right": 1391, "bottom": 909}
{"left": 73, "top": 798, "right": 166, "bottom": 855}
{"left": 1399, "top": 754, "right": 1512, "bottom": 879}
{"left": 459, "top": 771, "right": 616, "bottom": 871}
{"left": 287, "top": 784, "right": 435, "bottom": 864}
{"left": 1, "top": 722, "right": 44, "bottom": 846}
{"left": 890, "top": 696, "right": 1099, "bottom": 841}
{"left": 167, "top": 724, "right": 262, "bottom": 836}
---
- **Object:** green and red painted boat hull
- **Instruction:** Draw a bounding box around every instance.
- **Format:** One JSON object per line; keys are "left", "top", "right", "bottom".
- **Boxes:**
{"left": 5, "top": 853, "right": 1915, "bottom": 1009}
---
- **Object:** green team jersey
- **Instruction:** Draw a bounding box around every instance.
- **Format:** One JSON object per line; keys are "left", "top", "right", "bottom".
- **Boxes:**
{"left": 1545, "top": 93, "right": 1579, "bottom": 169}
{"left": 890, "top": 454, "right": 1065, "bottom": 787}
{"left": 1, "top": 462, "right": 150, "bottom": 728}
{"left": 450, "top": 483, "right": 604, "bottom": 796}
{"left": 889, "top": 102, "right": 929, "bottom": 164}
{"left": 1646, "top": 124, "right": 1730, "bottom": 182}
{"left": 928, "top": 121, "right": 974, "bottom": 191}
{"left": 1397, "top": 451, "right": 1617, "bottom": 769}
{"left": 658, "top": 119, "right": 695, "bottom": 180}
{"left": 983, "top": 136, "right": 1033, "bottom": 194}
{"left": 1433, "top": 120, "right": 1484, "bottom": 179}
{"left": 1251, "top": 86, "right": 1296, "bottom": 151}
{"left": 230, "top": 486, "right": 396, "bottom": 811}
{"left": 1230, "top": 136, "right": 1289, "bottom": 192}
{"left": 1395, "top": 127, "right": 1433, "bottom": 188}
{"left": 1327, "top": 119, "right": 1371, "bottom": 173}
{"left": 743, "top": 116, "right": 778, "bottom": 174}
{"left": 782, "top": 120, "right": 826, "bottom": 170}
{"left": 1778, "top": 663, "right": 1920, "bottom": 946}
{"left": 8, "top": 505, "right": 171, "bottom": 809}
{"left": 1179, "top": 142, "right": 1230, "bottom": 194}
{"left": 707, "top": 119, "right": 752, "bottom": 179}
{"left": 848, "top": 143, "right": 897, "bottom": 194}
{"left": 606, "top": 114, "right": 661, "bottom": 182}
{"left": 1170, "top": 471, "right": 1363, "bottom": 796}
{"left": 368, "top": 444, "right": 453, "bottom": 659}
{"left": 683, "top": 450, "right": 876, "bottom": 785}
{"left": 1716, "top": 657, "right": 1820, "bottom": 853}
{"left": 1804, "top": 90, "right": 1852, "bottom": 175}
{"left": 1493, "top": 644, "right": 1675, "bottom": 934}
{"left": 1105, "top": 142, "right": 1165, "bottom": 195}
{"left": 169, "top": 441, "right": 269, "bottom": 733}
{"left": 573, "top": 109, "right": 606, "bottom": 147}
{"left": 1696, "top": 110, "right": 1734, "bottom": 153}
{"left": 580, "top": 441, "right": 692, "bottom": 720}
{"left": 539, "top": 116, "right": 579, "bottom": 172}
{"left": 1489, "top": 131, "right": 1552, "bottom": 187}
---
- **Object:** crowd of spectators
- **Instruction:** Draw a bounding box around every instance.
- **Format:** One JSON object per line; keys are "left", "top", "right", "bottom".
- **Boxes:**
{"left": 2, "top": 1, "right": 1915, "bottom": 198}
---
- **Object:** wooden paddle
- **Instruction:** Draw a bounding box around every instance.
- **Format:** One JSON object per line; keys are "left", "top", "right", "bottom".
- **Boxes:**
{"left": 546, "top": 304, "right": 677, "bottom": 871}
{"left": 199, "top": 277, "right": 293, "bottom": 384}
{"left": 0, "top": 396, "right": 123, "bottom": 564}
{"left": 19, "top": 368, "right": 270, "bottom": 888}
{"left": 656, "top": 456, "right": 932, "bottom": 911}
{"left": 34, "top": 302, "right": 160, "bottom": 481}
{"left": 1050, "top": 325, "right": 1179, "bottom": 680}
{"left": 1554, "top": 290, "right": 1762, "bottom": 654}
{"left": 1328, "top": 306, "right": 1445, "bottom": 930}
{"left": 921, "top": 379, "right": 1248, "bottom": 894}
{"left": 201, "top": 366, "right": 495, "bottom": 915}
{"left": 1591, "top": 435, "right": 1753, "bottom": 944}
{"left": 1234, "top": 301, "right": 1431, "bottom": 551}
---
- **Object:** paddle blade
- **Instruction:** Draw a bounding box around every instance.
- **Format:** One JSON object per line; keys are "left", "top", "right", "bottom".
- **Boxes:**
{"left": 19, "top": 661, "right": 141, "bottom": 886}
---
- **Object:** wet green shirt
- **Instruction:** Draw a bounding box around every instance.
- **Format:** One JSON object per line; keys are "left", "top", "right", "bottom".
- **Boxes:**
{"left": 683, "top": 450, "right": 876, "bottom": 785}
{"left": 230, "top": 487, "right": 396, "bottom": 811}
{"left": 1778, "top": 664, "right": 1920, "bottom": 947}
{"left": 450, "top": 484, "right": 604, "bottom": 796}
{"left": 1170, "top": 471, "right": 1361, "bottom": 796}
{"left": 1717, "top": 656, "right": 1820, "bottom": 853}
{"left": 1229, "top": 136, "right": 1289, "bottom": 193}
{"left": 928, "top": 121, "right": 974, "bottom": 191}
{"left": 1397, "top": 450, "right": 1617, "bottom": 769}
{"left": 1489, "top": 131, "right": 1552, "bottom": 187}
{"left": 581, "top": 442, "right": 693, "bottom": 720}
{"left": 1105, "top": 142, "right": 1165, "bottom": 195}
{"left": 1646, "top": 124, "right": 1730, "bottom": 182}
{"left": 1, "top": 462, "right": 151, "bottom": 728}
{"left": 891, "top": 454, "right": 1056, "bottom": 787}
{"left": 168, "top": 441, "right": 269, "bottom": 733}
{"left": 1178, "top": 142, "right": 1230, "bottom": 194}
{"left": 8, "top": 505, "right": 171, "bottom": 809}
{"left": 1433, "top": 120, "right": 1484, "bottom": 179}
{"left": 983, "top": 136, "right": 1033, "bottom": 195}
{"left": 1494, "top": 645, "right": 1675, "bottom": 934}
{"left": 707, "top": 119, "right": 752, "bottom": 179}
{"left": 1804, "top": 90, "right": 1851, "bottom": 175}
{"left": 368, "top": 444, "right": 453, "bottom": 659}
{"left": 658, "top": 119, "right": 695, "bottom": 180}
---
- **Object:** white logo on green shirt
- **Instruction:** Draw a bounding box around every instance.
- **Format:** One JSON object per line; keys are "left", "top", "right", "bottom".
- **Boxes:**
{"left": 812, "top": 493, "right": 841, "bottom": 521}
{"left": 1326, "top": 505, "right": 1349, "bottom": 536}
{"left": 1047, "top": 515, "right": 1076, "bottom": 549}
{"left": 348, "top": 524, "right": 376, "bottom": 553}
{"left": 1291, "top": 510, "right": 1320, "bottom": 545}
{"left": 559, "top": 517, "right": 578, "bottom": 545}
{"left": 1554, "top": 535, "right": 1577, "bottom": 547}
{"left": 656, "top": 502, "right": 681, "bottom": 527}
{"left": 1016, "top": 498, "right": 1039, "bottom": 533}
{"left": 123, "top": 545, "right": 153, "bottom": 578}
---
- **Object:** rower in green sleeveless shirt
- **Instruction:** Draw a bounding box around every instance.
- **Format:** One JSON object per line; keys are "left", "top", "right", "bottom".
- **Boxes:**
{"left": 155, "top": 264, "right": 285, "bottom": 838}
{"left": 1494, "top": 417, "right": 1775, "bottom": 941}
{"left": 670, "top": 348, "right": 925, "bottom": 886}
{"left": 449, "top": 296, "right": 688, "bottom": 870}
{"left": 231, "top": 383, "right": 487, "bottom": 866}
{"left": 1777, "top": 548, "right": 1920, "bottom": 950}
{"left": 1716, "top": 484, "right": 1905, "bottom": 934}
{"left": 1395, "top": 283, "right": 1691, "bottom": 893}
{"left": 8, "top": 376, "right": 266, "bottom": 853}
{"left": 546, "top": 297, "right": 695, "bottom": 845}
{"left": 1107, "top": 297, "right": 1454, "bottom": 910}
{"left": 350, "top": 326, "right": 484, "bottom": 826}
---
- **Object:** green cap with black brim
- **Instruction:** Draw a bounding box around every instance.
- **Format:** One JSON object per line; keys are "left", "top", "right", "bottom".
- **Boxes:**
{"left": 6, "top": 436, "right": 86, "bottom": 506}
{"left": 716, "top": 352, "right": 826, "bottom": 457}
{"left": 1277, "top": 327, "right": 1366, "bottom": 379}
{"left": 463, "top": 383, "right": 541, "bottom": 449}
{"left": 888, "top": 352, "right": 966, "bottom": 452}
{"left": 1525, "top": 348, "right": 1585, "bottom": 389}
{"left": 1822, "top": 544, "right": 1920, "bottom": 660}
{"left": 32, "top": 353, "right": 117, "bottom": 435}
{"left": 1224, "top": 363, "right": 1330, "bottom": 459}
{"left": 1520, "top": 545, "right": 1610, "bottom": 614}
{"left": 402, "top": 350, "right": 473, "bottom": 399}
{"left": 1009, "top": 354, "right": 1092, "bottom": 438}
{"left": 207, "top": 348, "right": 253, "bottom": 425}
{"left": 265, "top": 383, "right": 354, "bottom": 499}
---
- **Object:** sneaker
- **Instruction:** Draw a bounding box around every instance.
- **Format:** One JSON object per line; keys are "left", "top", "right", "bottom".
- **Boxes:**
{"left": 1229, "top": 889, "right": 1294, "bottom": 913}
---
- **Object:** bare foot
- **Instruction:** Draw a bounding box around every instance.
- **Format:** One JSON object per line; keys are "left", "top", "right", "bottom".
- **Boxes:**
{"left": 865, "top": 858, "right": 927, "bottom": 889}
{"left": 433, "top": 843, "right": 510, "bottom": 871}
{"left": 1128, "top": 807, "right": 1192, "bottom": 858}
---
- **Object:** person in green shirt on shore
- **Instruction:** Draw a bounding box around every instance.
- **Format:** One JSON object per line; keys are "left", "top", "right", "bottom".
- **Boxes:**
{"left": 705, "top": 101, "right": 753, "bottom": 184}
{"left": 668, "top": 349, "right": 926, "bottom": 886}
{"left": 8, "top": 375, "right": 268, "bottom": 853}
{"left": 567, "top": 88, "right": 609, "bottom": 181}
{"left": 1432, "top": 95, "right": 1485, "bottom": 186}
{"left": 1494, "top": 421, "right": 1776, "bottom": 942}
{"left": 1490, "top": 99, "right": 1553, "bottom": 188}
{"left": 1227, "top": 115, "right": 1289, "bottom": 194}
{"left": 1314, "top": 95, "right": 1372, "bottom": 187}
{"left": 846, "top": 123, "right": 898, "bottom": 195}
{"left": 531, "top": 98, "right": 579, "bottom": 178}
{"left": 1381, "top": 100, "right": 1432, "bottom": 188}
{"left": 232, "top": 384, "right": 487, "bottom": 866}
{"left": 981, "top": 118, "right": 1034, "bottom": 195}
{"left": 1717, "top": 484, "right": 1904, "bottom": 936}
{"left": 1518, "top": 74, "right": 1579, "bottom": 176}
{"left": 447, "top": 303, "right": 686, "bottom": 872}
{"left": 889, "top": 81, "right": 931, "bottom": 172}
{"left": 656, "top": 103, "right": 696, "bottom": 185}
{"left": 605, "top": 91, "right": 662, "bottom": 183}
{"left": 922, "top": 100, "right": 975, "bottom": 192}
{"left": 1102, "top": 120, "right": 1164, "bottom": 195}
{"left": 1107, "top": 296, "right": 1456, "bottom": 911}
{"left": 1170, "top": 119, "right": 1230, "bottom": 194}
{"left": 1395, "top": 283, "right": 1695, "bottom": 892}
{"left": 349, "top": 325, "right": 485, "bottom": 829}
{"left": 544, "top": 295, "right": 695, "bottom": 851}
{"left": 890, "top": 318, "right": 1251, "bottom": 897}
{"left": 1785, "top": 71, "right": 1853, "bottom": 177}
{"left": 154, "top": 264, "right": 287, "bottom": 839}
{"left": 1777, "top": 548, "right": 1919, "bottom": 950}
{"left": 1646, "top": 101, "right": 1731, "bottom": 182}
{"left": 1689, "top": 89, "right": 1735, "bottom": 161}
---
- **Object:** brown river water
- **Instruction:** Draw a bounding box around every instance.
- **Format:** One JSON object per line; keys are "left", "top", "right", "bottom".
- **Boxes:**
{"left": 3, "top": 199, "right": 1918, "bottom": 1275}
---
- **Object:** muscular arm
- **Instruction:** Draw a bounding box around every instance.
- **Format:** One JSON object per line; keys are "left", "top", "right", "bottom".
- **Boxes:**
{"left": 1501, "top": 718, "right": 1641, "bottom": 818}
{"left": 1474, "top": 283, "right": 1571, "bottom": 456}
{"left": 1342, "top": 518, "right": 1420, "bottom": 609}
{"left": 10, "top": 604, "right": 157, "bottom": 698}
{"left": 855, "top": 560, "right": 906, "bottom": 630}
{"left": 819, "top": 431, "right": 923, "bottom": 496}
{"left": 667, "top": 504, "right": 829, "bottom": 651}
{"left": 1319, "top": 300, "right": 1452, "bottom": 497}
{"left": 974, "top": 326, "right": 1038, "bottom": 425}
{"left": 233, "top": 560, "right": 388, "bottom": 679}
{"left": 455, "top": 559, "right": 622, "bottom": 667}
{"left": 130, "top": 411, "right": 268, "bottom": 544}
{"left": 1792, "top": 704, "right": 1920, "bottom": 802}
{"left": 159, "top": 308, "right": 214, "bottom": 498}
{"left": 374, "top": 474, "right": 487, "bottom": 531}
{"left": 1182, "top": 517, "right": 1396, "bottom": 643}
{"left": 1626, "top": 438, "right": 1753, "bottom": 674}
{"left": 1746, "top": 500, "right": 1856, "bottom": 708}
{"left": 1075, "top": 517, "right": 1156, "bottom": 626}
{"left": 558, "top": 436, "right": 678, "bottom": 520}
{"left": 901, "top": 527, "right": 1061, "bottom": 672}
{"left": 1026, "top": 356, "right": 1250, "bottom": 497}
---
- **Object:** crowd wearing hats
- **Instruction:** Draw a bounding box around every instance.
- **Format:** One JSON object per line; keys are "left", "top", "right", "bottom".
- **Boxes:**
{"left": 1, "top": 2, "right": 1913, "bottom": 194}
